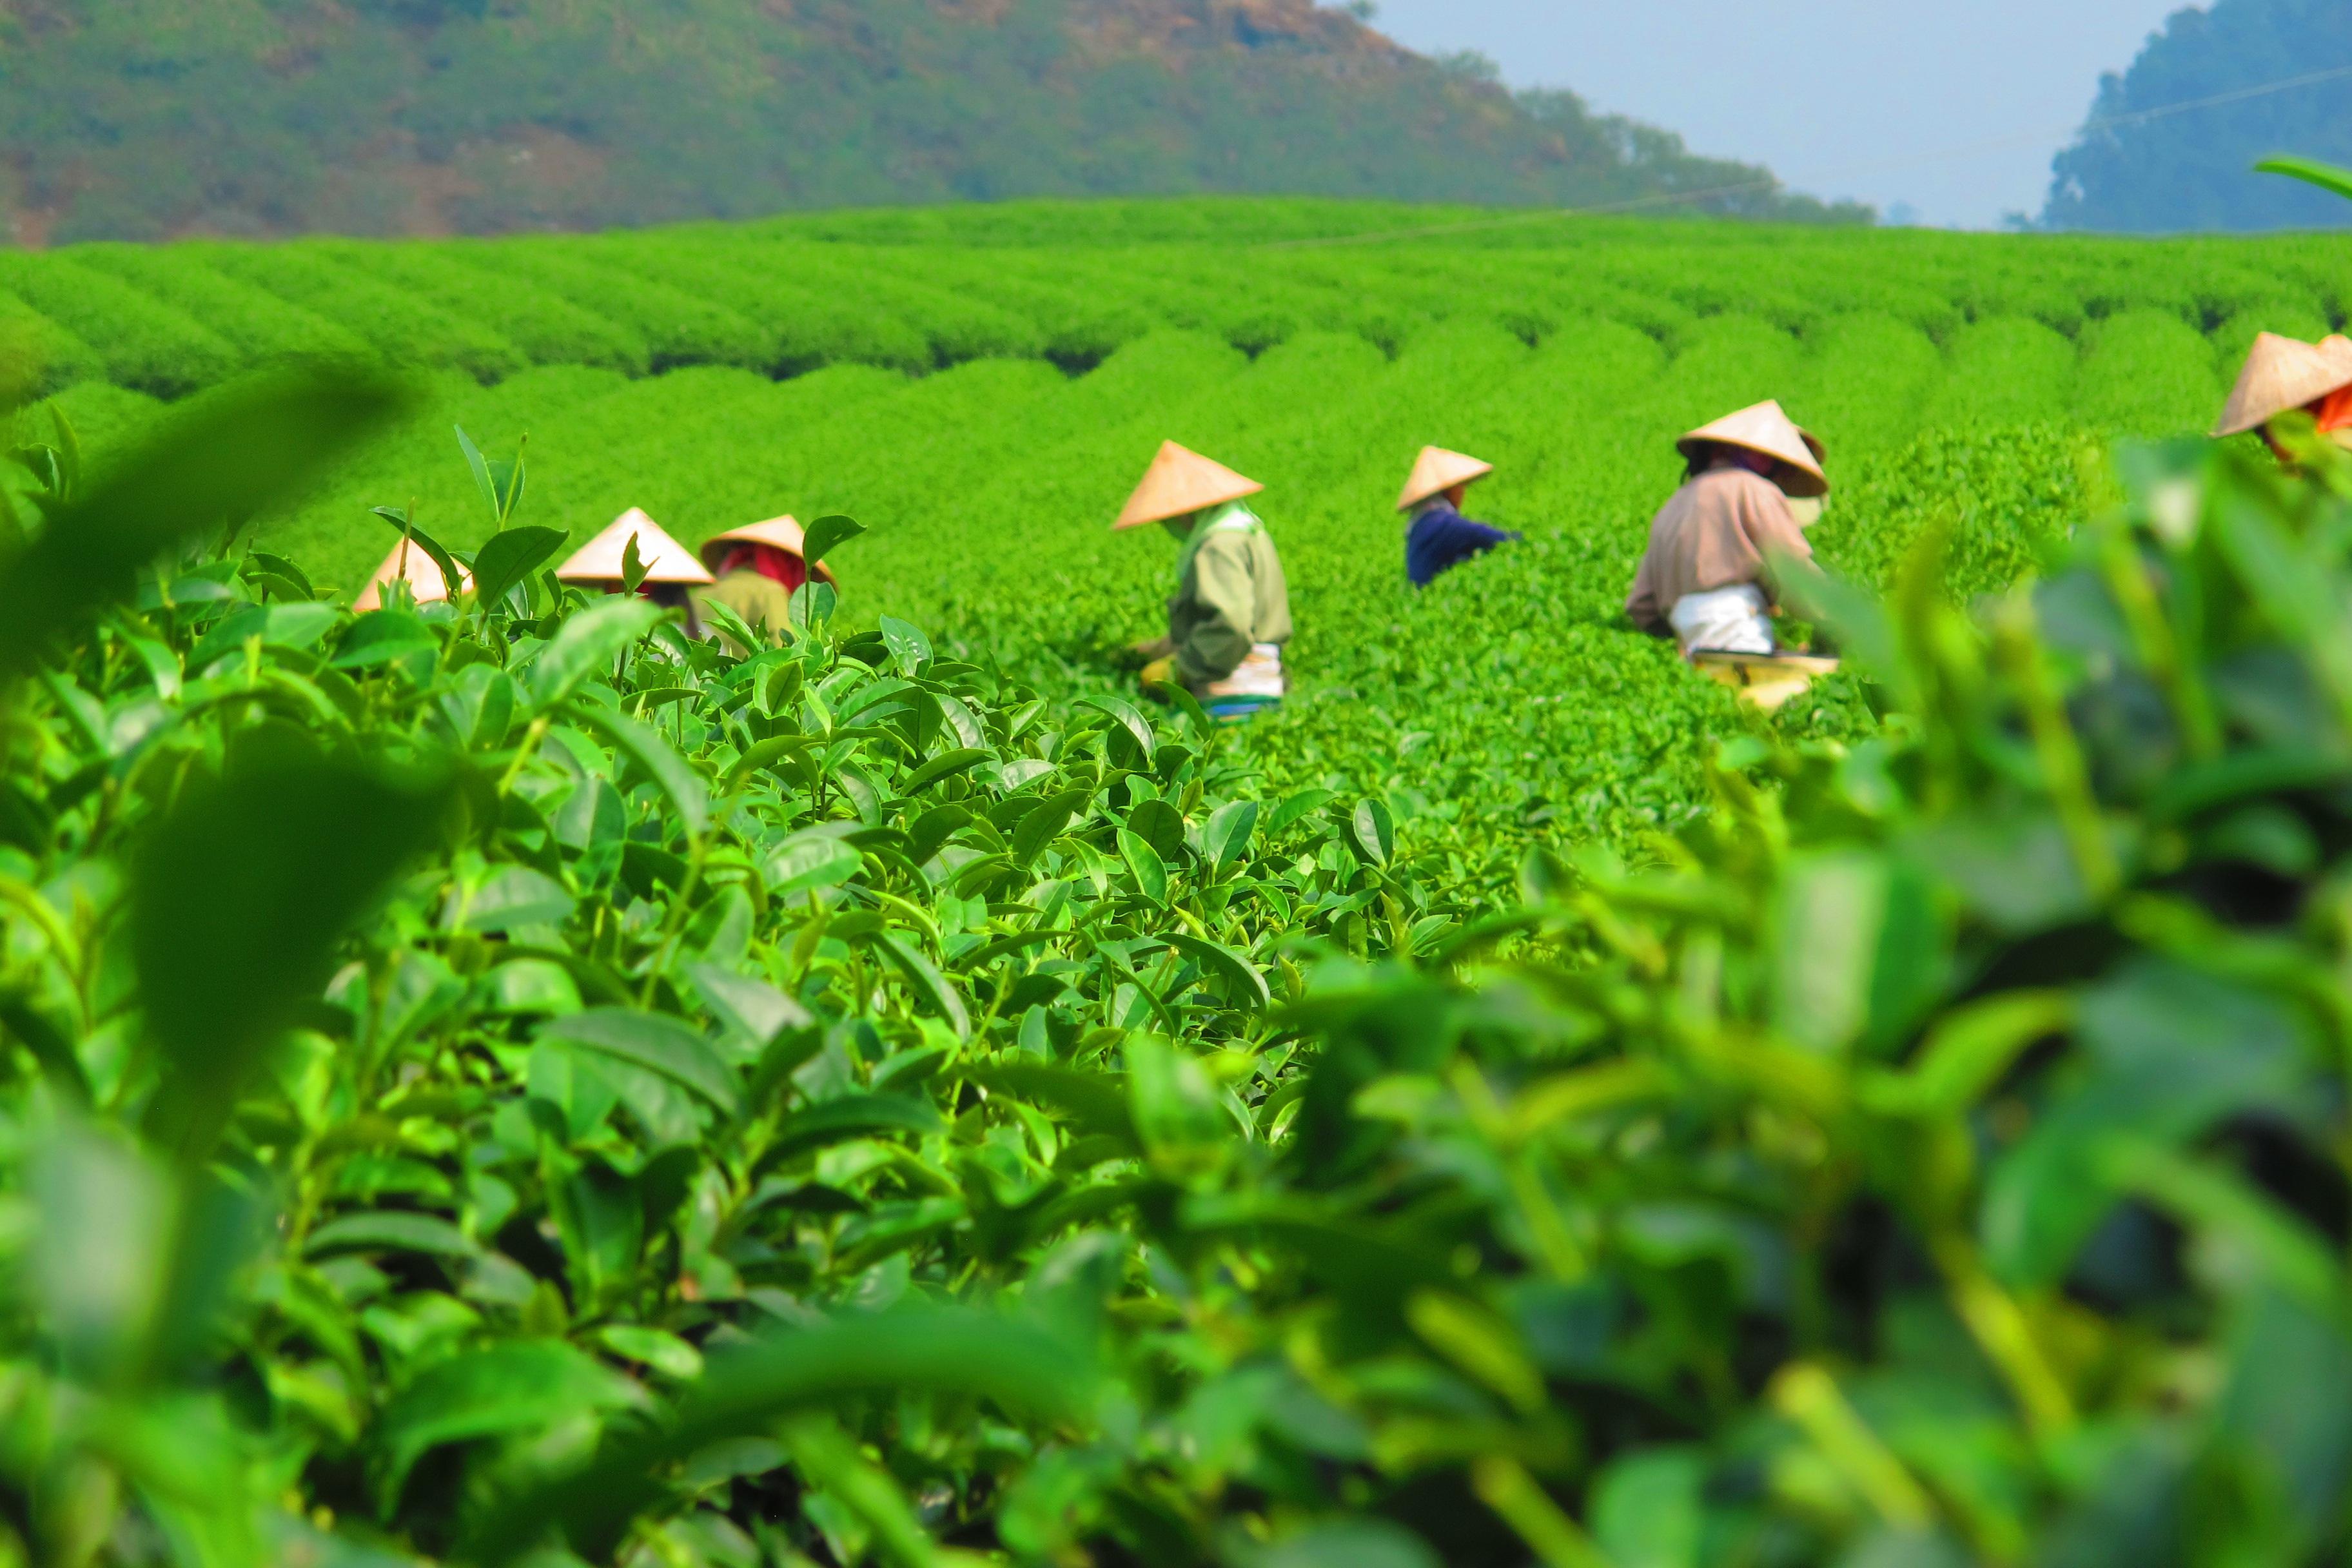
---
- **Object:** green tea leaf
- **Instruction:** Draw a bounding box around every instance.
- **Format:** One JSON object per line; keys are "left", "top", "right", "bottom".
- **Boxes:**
{"left": 1118, "top": 827, "right": 1169, "bottom": 903}
{"left": 1165, "top": 932, "right": 1270, "bottom": 1010}
{"left": 532, "top": 597, "right": 663, "bottom": 708}
{"left": 1079, "top": 693, "right": 1155, "bottom": 758}
{"left": 698, "top": 593, "right": 768, "bottom": 654}
{"left": 906, "top": 804, "right": 973, "bottom": 867}
{"left": 333, "top": 609, "right": 438, "bottom": 671}
{"left": 372, "top": 1339, "right": 643, "bottom": 1514}
{"left": 564, "top": 698, "right": 710, "bottom": 838}
{"left": 687, "top": 963, "right": 812, "bottom": 1053}
{"left": 968, "top": 1063, "right": 1137, "bottom": 1146}
{"left": 874, "top": 931, "right": 972, "bottom": 1039}
{"left": 768, "top": 1093, "right": 946, "bottom": 1159}
{"left": 877, "top": 614, "right": 931, "bottom": 673}
{"left": 1266, "top": 787, "right": 1338, "bottom": 837}
{"left": 1012, "top": 787, "right": 1088, "bottom": 867}
{"left": 444, "top": 866, "right": 575, "bottom": 934}
{"left": 1202, "top": 798, "right": 1259, "bottom": 867}
{"left": 929, "top": 689, "right": 985, "bottom": 750}
{"left": 28, "top": 1128, "right": 169, "bottom": 1380}
{"left": 765, "top": 831, "right": 865, "bottom": 897}
{"left": 540, "top": 1008, "right": 740, "bottom": 1115}
{"left": 369, "top": 506, "right": 467, "bottom": 605}
{"left": 307, "top": 1211, "right": 479, "bottom": 1260}
{"left": 1351, "top": 797, "right": 1395, "bottom": 867}
{"left": 1126, "top": 797, "right": 1186, "bottom": 861}
{"left": 1405, "top": 1289, "right": 1544, "bottom": 1414}
{"left": 2256, "top": 155, "right": 2352, "bottom": 204}
{"left": 901, "top": 746, "right": 992, "bottom": 796}
{"left": 186, "top": 602, "right": 340, "bottom": 669}
{"left": 1591, "top": 1451, "right": 1709, "bottom": 1568}
{"left": 595, "top": 1324, "right": 705, "bottom": 1380}
{"left": 471, "top": 525, "right": 567, "bottom": 609}
{"left": 800, "top": 513, "right": 865, "bottom": 572}
{"left": 455, "top": 424, "right": 498, "bottom": 518}
{"left": 788, "top": 578, "right": 838, "bottom": 629}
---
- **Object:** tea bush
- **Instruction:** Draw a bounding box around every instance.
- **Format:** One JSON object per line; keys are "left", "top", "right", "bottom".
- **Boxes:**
{"left": 330, "top": 245, "right": 658, "bottom": 380}
{"left": 593, "top": 242, "right": 936, "bottom": 378}
{"left": 0, "top": 253, "right": 240, "bottom": 399}
{"left": 0, "top": 199, "right": 2333, "bottom": 403}
{"left": 767, "top": 248, "right": 1052, "bottom": 369}
{"left": 199, "top": 247, "right": 528, "bottom": 384}
{"left": 70, "top": 246, "right": 380, "bottom": 368}
{"left": 0, "top": 288, "right": 99, "bottom": 395}
{"left": 1925, "top": 317, "right": 2081, "bottom": 429}
{"left": 461, "top": 245, "right": 776, "bottom": 375}
{"left": 2075, "top": 309, "right": 2222, "bottom": 435}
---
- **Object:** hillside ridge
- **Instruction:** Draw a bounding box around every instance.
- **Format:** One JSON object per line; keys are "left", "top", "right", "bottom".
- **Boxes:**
{"left": 0, "top": 0, "right": 1863, "bottom": 244}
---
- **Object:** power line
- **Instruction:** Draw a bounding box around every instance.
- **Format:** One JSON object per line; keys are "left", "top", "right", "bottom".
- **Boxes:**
{"left": 2094, "top": 62, "right": 2352, "bottom": 132}
{"left": 1259, "top": 61, "right": 2352, "bottom": 250}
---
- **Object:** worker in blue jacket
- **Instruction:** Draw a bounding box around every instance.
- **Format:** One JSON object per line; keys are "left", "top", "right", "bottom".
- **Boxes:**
{"left": 1398, "top": 446, "right": 1520, "bottom": 587}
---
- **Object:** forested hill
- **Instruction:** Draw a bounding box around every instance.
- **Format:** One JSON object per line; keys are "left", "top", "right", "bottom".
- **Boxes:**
{"left": 0, "top": 0, "right": 1861, "bottom": 246}
{"left": 2043, "top": 0, "right": 2352, "bottom": 231}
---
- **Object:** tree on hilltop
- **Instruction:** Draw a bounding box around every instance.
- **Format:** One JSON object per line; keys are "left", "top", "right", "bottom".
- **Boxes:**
{"left": 2042, "top": 0, "right": 2352, "bottom": 232}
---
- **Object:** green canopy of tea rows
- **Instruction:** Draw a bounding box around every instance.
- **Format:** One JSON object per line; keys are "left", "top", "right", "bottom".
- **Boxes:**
{"left": 6, "top": 197, "right": 2334, "bottom": 874}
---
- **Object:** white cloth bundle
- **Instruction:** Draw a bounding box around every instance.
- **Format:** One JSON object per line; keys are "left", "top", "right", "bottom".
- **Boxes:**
{"left": 1669, "top": 583, "right": 1774, "bottom": 655}
{"left": 1202, "top": 643, "right": 1286, "bottom": 699}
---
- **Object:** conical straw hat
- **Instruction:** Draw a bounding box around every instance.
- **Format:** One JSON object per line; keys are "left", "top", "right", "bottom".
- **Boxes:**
{"left": 1396, "top": 447, "right": 1494, "bottom": 511}
{"left": 1677, "top": 400, "right": 1830, "bottom": 498}
{"left": 2215, "top": 332, "right": 2352, "bottom": 437}
{"left": 556, "top": 507, "right": 715, "bottom": 586}
{"left": 700, "top": 514, "right": 837, "bottom": 585}
{"left": 1114, "top": 442, "right": 1264, "bottom": 531}
{"left": 355, "top": 536, "right": 471, "bottom": 611}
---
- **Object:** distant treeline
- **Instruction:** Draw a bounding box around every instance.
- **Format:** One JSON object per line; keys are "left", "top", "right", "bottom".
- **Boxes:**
{"left": 0, "top": 0, "right": 1867, "bottom": 245}
{"left": 2043, "top": 0, "right": 2352, "bottom": 231}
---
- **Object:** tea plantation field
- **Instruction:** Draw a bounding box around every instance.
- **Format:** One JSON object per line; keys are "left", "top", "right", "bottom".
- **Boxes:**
{"left": 6, "top": 198, "right": 2340, "bottom": 869}
{"left": 10, "top": 200, "right": 2352, "bottom": 1568}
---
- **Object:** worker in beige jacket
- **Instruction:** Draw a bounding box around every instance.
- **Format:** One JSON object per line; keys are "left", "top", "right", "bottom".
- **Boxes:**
{"left": 1625, "top": 401, "right": 1828, "bottom": 656}
{"left": 1117, "top": 441, "right": 1293, "bottom": 721}
{"left": 2215, "top": 331, "right": 2352, "bottom": 460}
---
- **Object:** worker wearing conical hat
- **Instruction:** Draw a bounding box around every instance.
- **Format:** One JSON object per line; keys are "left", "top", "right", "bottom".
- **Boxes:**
{"left": 1117, "top": 441, "right": 1292, "bottom": 721}
{"left": 1625, "top": 401, "right": 1828, "bottom": 656}
{"left": 556, "top": 507, "right": 716, "bottom": 634}
{"left": 692, "top": 514, "right": 836, "bottom": 647}
{"left": 1398, "top": 446, "right": 1521, "bottom": 587}
{"left": 2215, "top": 332, "right": 2352, "bottom": 460}
{"left": 355, "top": 536, "right": 471, "bottom": 612}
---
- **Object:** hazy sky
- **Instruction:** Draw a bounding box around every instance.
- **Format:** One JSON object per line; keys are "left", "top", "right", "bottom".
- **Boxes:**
{"left": 1368, "top": 0, "right": 2192, "bottom": 228}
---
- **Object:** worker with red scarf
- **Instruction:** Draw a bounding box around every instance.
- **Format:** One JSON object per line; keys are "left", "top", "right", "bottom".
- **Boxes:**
{"left": 2215, "top": 332, "right": 2352, "bottom": 461}
{"left": 693, "top": 516, "right": 836, "bottom": 647}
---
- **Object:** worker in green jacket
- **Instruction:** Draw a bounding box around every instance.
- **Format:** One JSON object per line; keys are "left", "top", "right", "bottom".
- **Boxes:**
{"left": 1117, "top": 441, "right": 1293, "bottom": 722}
{"left": 692, "top": 513, "right": 836, "bottom": 651}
